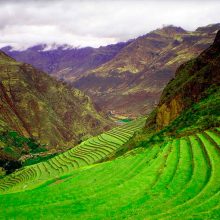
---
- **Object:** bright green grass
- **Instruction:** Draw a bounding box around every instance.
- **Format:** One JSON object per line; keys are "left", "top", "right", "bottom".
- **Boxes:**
{"left": 0, "top": 118, "right": 145, "bottom": 193}
{"left": 0, "top": 127, "right": 220, "bottom": 219}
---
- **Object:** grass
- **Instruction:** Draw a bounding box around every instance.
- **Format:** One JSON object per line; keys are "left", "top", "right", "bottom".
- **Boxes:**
{"left": 118, "top": 118, "right": 133, "bottom": 123}
{"left": 0, "top": 118, "right": 146, "bottom": 193}
{"left": 130, "top": 86, "right": 220, "bottom": 152}
{"left": 0, "top": 125, "right": 219, "bottom": 219}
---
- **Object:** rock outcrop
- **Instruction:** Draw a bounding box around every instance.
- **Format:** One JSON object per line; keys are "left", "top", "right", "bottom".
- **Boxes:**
{"left": 153, "top": 29, "right": 220, "bottom": 130}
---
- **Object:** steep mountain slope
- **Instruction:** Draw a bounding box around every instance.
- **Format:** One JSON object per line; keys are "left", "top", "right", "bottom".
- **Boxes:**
{"left": 1, "top": 41, "right": 131, "bottom": 81}
{"left": 149, "top": 29, "right": 220, "bottom": 131}
{"left": 0, "top": 51, "right": 111, "bottom": 150}
{"left": 73, "top": 24, "right": 220, "bottom": 116}
{"left": 128, "top": 30, "right": 220, "bottom": 149}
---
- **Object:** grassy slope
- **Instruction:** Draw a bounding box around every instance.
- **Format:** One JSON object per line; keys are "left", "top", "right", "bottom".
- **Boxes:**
{"left": 0, "top": 86, "right": 219, "bottom": 219}
{"left": 128, "top": 86, "right": 220, "bottom": 149}
{"left": 0, "top": 118, "right": 145, "bottom": 193}
{"left": 0, "top": 127, "right": 219, "bottom": 219}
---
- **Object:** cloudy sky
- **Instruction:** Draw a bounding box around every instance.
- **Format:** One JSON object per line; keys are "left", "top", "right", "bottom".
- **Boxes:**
{"left": 0, "top": 0, "right": 220, "bottom": 49}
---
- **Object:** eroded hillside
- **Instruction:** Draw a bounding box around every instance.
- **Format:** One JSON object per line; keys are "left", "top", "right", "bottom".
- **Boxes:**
{"left": 0, "top": 51, "right": 111, "bottom": 149}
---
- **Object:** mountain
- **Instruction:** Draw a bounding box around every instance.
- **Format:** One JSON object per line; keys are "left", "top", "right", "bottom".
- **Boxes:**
{"left": 0, "top": 51, "right": 111, "bottom": 152}
{"left": 152, "top": 29, "right": 220, "bottom": 131}
{"left": 2, "top": 24, "right": 220, "bottom": 117}
{"left": 73, "top": 24, "right": 220, "bottom": 116}
{"left": 1, "top": 41, "right": 131, "bottom": 81}
{"left": 128, "top": 29, "right": 220, "bottom": 148}
{"left": 0, "top": 31, "right": 220, "bottom": 219}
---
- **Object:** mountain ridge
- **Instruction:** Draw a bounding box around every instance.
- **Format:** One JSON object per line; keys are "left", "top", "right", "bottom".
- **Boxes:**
{"left": 2, "top": 23, "right": 220, "bottom": 117}
{"left": 73, "top": 23, "right": 220, "bottom": 116}
{"left": 1, "top": 41, "right": 132, "bottom": 81}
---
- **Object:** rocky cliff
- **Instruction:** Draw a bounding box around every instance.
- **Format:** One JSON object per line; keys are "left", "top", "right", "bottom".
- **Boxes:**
{"left": 153, "top": 30, "right": 220, "bottom": 130}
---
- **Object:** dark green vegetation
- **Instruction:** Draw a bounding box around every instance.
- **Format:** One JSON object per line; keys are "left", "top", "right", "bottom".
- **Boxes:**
{"left": 129, "top": 86, "right": 220, "bottom": 151}
{"left": 0, "top": 130, "right": 39, "bottom": 152}
{"left": 0, "top": 121, "right": 44, "bottom": 175}
{"left": 0, "top": 29, "right": 219, "bottom": 220}
{"left": 118, "top": 118, "right": 133, "bottom": 123}
{"left": 22, "top": 154, "right": 57, "bottom": 167}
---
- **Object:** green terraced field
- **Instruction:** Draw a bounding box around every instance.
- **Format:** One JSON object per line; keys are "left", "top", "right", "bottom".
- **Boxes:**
{"left": 0, "top": 118, "right": 145, "bottom": 193}
{"left": 0, "top": 126, "right": 220, "bottom": 219}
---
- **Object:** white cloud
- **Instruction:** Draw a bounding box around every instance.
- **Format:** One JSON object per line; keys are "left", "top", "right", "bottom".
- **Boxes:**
{"left": 0, "top": 0, "right": 220, "bottom": 49}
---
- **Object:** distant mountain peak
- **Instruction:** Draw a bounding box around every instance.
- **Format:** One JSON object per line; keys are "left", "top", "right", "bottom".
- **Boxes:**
{"left": 196, "top": 23, "right": 220, "bottom": 33}
{"left": 162, "top": 25, "right": 186, "bottom": 32}
{"left": 152, "top": 25, "right": 187, "bottom": 37}
{"left": 0, "top": 50, "right": 15, "bottom": 62}
{"left": 22, "top": 43, "right": 75, "bottom": 52}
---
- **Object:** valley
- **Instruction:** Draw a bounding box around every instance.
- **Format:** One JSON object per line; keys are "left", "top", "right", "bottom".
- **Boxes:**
{"left": 0, "top": 9, "right": 220, "bottom": 219}
{"left": 3, "top": 23, "right": 220, "bottom": 116}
